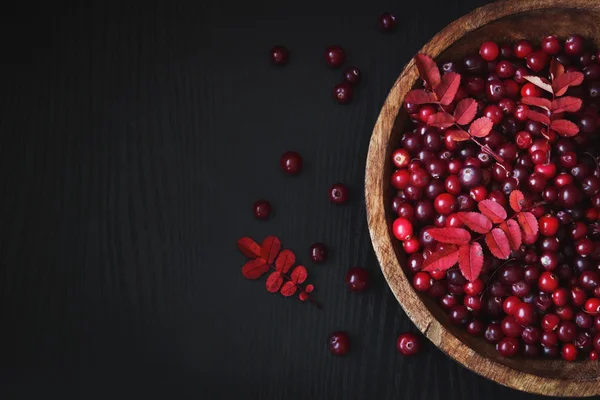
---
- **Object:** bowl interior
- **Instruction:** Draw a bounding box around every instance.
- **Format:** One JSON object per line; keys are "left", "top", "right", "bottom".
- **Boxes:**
{"left": 387, "top": 7, "right": 600, "bottom": 380}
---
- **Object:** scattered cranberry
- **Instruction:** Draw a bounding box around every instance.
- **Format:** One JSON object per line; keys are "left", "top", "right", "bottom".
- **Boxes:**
{"left": 270, "top": 46, "right": 289, "bottom": 65}
{"left": 309, "top": 243, "right": 328, "bottom": 263}
{"left": 329, "top": 183, "right": 349, "bottom": 204}
{"left": 280, "top": 151, "right": 302, "bottom": 174}
{"left": 328, "top": 331, "right": 350, "bottom": 355}
{"left": 379, "top": 13, "right": 397, "bottom": 32}
{"left": 345, "top": 267, "right": 369, "bottom": 292}
{"left": 344, "top": 67, "right": 361, "bottom": 86}
{"left": 325, "top": 45, "right": 346, "bottom": 68}
{"left": 333, "top": 82, "right": 354, "bottom": 104}
{"left": 253, "top": 200, "right": 271, "bottom": 219}
{"left": 396, "top": 332, "right": 421, "bottom": 356}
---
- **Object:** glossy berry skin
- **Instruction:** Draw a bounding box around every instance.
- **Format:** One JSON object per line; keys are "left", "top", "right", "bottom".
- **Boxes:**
{"left": 345, "top": 267, "right": 369, "bottom": 292}
{"left": 542, "top": 35, "right": 561, "bottom": 55}
{"left": 344, "top": 67, "right": 361, "bottom": 86}
{"left": 525, "top": 51, "right": 549, "bottom": 72}
{"left": 539, "top": 215, "right": 559, "bottom": 236}
{"left": 514, "top": 302, "right": 536, "bottom": 325}
{"left": 280, "top": 151, "right": 302, "bottom": 174}
{"left": 539, "top": 272, "right": 559, "bottom": 293}
{"left": 329, "top": 183, "right": 349, "bottom": 204}
{"left": 497, "top": 337, "right": 519, "bottom": 357}
{"left": 585, "top": 298, "right": 600, "bottom": 315}
{"left": 503, "top": 296, "right": 521, "bottom": 316}
{"left": 434, "top": 193, "right": 457, "bottom": 215}
{"left": 590, "top": 351, "right": 599, "bottom": 361}
{"left": 270, "top": 46, "right": 289, "bottom": 65}
{"left": 412, "top": 272, "right": 432, "bottom": 292}
{"left": 379, "top": 13, "right": 397, "bottom": 32}
{"left": 552, "top": 288, "right": 569, "bottom": 307}
{"left": 309, "top": 243, "right": 328, "bottom": 263}
{"left": 520, "top": 83, "right": 541, "bottom": 98}
{"left": 480, "top": 41, "right": 499, "bottom": 61}
{"left": 392, "top": 217, "right": 413, "bottom": 241}
{"left": 403, "top": 238, "right": 421, "bottom": 254}
{"left": 564, "top": 34, "right": 585, "bottom": 56}
{"left": 561, "top": 343, "right": 578, "bottom": 362}
{"left": 325, "top": 45, "right": 346, "bottom": 67}
{"left": 333, "top": 82, "right": 353, "bottom": 104}
{"left": 514, "top": 39, "right": 533, "bottom": 58}
{"left": 253, "top": 200, "right": 272, "bottom": 219}
{"left": 328, "top": 331, "right": 350, "bottom": 356}
{"left": 396, "top": 332, "right": 421, "bottom": 356}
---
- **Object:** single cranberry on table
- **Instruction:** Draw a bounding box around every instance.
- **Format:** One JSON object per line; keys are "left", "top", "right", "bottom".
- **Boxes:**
{"left": 325, "top": 45, "right": 346, "bottom": 67}
{"left": 333, "top": 82, "right": 354, "bottom": 104}
{"left": 379, "top": 13, "right": 397, "bottom": 32}
{"left": 270, "top": 45, "right": 289, "bottom": 65}
{"left": 329, "top": 183, "right": 349, "bottom": 204}
{"left": 396, "top": 332, "right": 421, "bottom": 356}
{"left": 328, "top": 331, "right": 350, "bottom": 356}
{"left": 280, "top": 151, "right": 302, "bottom": 174}
{"left": 345, "top": 267, "right": 369, "bottom": 292}
{"left": 253, "top": 200, "right": 272, "bottom": 220}
{"left": 344, "top": 67, "right": 362, "bottom": 86}
{"left": 309, "top": 243, "right": 328, "bottom": 263}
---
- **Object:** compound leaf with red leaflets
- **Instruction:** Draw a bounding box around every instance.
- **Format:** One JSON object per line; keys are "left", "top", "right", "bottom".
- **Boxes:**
{"left": 261, "top": 236, "right": 281, "bottom": 264}
{"left": 457, "top": 212, "right": 492, "bottom": 234}
{"left": 550, "top": 119, "right": 579, "bottom": 137}
{"left": 435, "top": 72, "right": 461, "bottom": 105}
{"left": 415, "top": 54, "right": 441, "bottom": 89}
{"left": 426, "top": 227, "right": 471, "bottom": 244}
{"left": 291, "top": 266, "right": 308, "bottom": 284}
{"left": 453, "top": 98, "right": 478, "bottom": 125}
{"left": 521, "top": 96, "right": 551, "bottom": 110}
{"left": 551, "top": 96, "right": 582, "bottom": 113}
{"left": 405, "top": 89, "right": 438, "bottom": 105}
{"left": 422, "top": 245, "right": 460, "bottom": 272}
{"left": 237, "top": 237, "right": 262, "bottom": 259}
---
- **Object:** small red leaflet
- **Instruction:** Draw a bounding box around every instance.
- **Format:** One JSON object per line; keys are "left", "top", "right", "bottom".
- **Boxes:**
{"left": 415, "top": 54, "right": 441, "bottom": 89}
{"left": 261, "top": 236, "right": 281, "bottom": 264}
{"left": 266, "top": 272, "right": 284, "bottom": 292}
{"left": 517, "top": 212, "right": 539, "bottom": 236}
{"left": 469, "top": 117, "right": 493, "bottom": 137}
{"left": 422, "top": 245, "right": 459, "bottom": 273}
{"left": 550, "top": 119, "right": 579, "bottom": 137}
{"left": 525, "top": 109, "right": 550, "bottom": 125}
{"left": 509, "top": 190, "right": 525, "bottom": 212}
{"left": 427, "top": 112, "right": 455, "bottom": 128}
{"left": 426, "top": 227, "right": 471, "bottom": 244}
{"left": 454, "top": 98, "right": 478, "bottom": 125}
{"left": 550, "top": 58, "right": 565, "bottom": 80}
{"left": 551, "top": 96, "right": 582, "bottom": 113}
{"left": 275, "top": 249, "right": 295, "bottom": 273}
{"left": 458, "top": 242, "right": 483, "bottom": 282}
{"left": 447, "top": 129, "right": 470, "bottom": 141}
{"left": 242, "top": 258, "right": 270, "bottom": 279}
{"left": 238, "top": 237, "right": 262, "bottom": 259}
{"left": 457, "top": 212, "right": 492, "bottom": 234}
{"left": 405, "top": 89, "right": 438, "bottom": 105}
{"left": 478, "top": 199, "right": 507, "bottom": 223}
{"left": 521, "top": 96, "right": 551, "bottom": 110}
{"left": 434, "top": 72, "right": 461, "bottom": 105}
{"left": 485, "top": 228, "right": 511, "bottom": 260}
{"left": 552, "top": 71, "right": 584, "bottom": 96}
{"left": 291, "top": 266, "right": 308, "bottom": 284}
{"left": 500, "top": 220, "right": 522, "bottom": 251}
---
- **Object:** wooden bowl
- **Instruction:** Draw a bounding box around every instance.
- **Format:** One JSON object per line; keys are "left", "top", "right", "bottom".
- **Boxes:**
{"left": 365, "top": 0, "right": 600, "bottom": 397}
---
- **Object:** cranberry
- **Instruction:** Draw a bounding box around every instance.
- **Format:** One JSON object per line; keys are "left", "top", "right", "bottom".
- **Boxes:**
{"left": 514, "top": 40, "right": 533, "bottom": 58}
{"left": 415, "top": 200, "right": 434, "bottom": 221}
{"left": 496, "top": 60, "right": 515, "bottom": 78}
{"left": 564, "top": 34, "right": 585, "bottom": 56}
{"left": 591, "top": 351, "right": 599, "bottom": 361}
{"left": 463, "top": 54, "right": 486, "bottom": 75}
{"left": 309, "top": 243, "right": 328, "bottom": 263}
{"left": 522, "top": 326, "right": 541, "bottom": 344}
{"left": 449, "top": 305, "right": 469, "bottom": 325}
{"left": 500, "top": 44, "right": 513, "bottom": 59}
{"left": 483, "top": 105, "right": 503, "bottom": 125}
{"left": 412, "top": 271, "right": 431, "bottom": 292}
{"left": 270, "top": 46, "right": 289, "bottom": 65}
{"left": 556, "top": 306, "right": 574, "bottom": 321}
{"left": 552, "top": 288, "right": 569, "bottom": 307}
{"left": 464, "top": 279, "right": 484, "bottom": 296}
{"left": 433, "top": 193, "right": 457, "bottom": 215}
{"left": 392, "top": 217, "right": 413, "bottom": 241}
{"left": 541, "top": 331, "right": 558, "bottom": 347}
{"left": 328, "top": 331, "right": 350, "bottom": 355}
{"left": 526, "top": 51, "right": 549, "bottom": 72}
{"left": 539, "top": 271, "right": 559, "bottom": 293}
{"left": 594, "top": 333, "right": 600, "bottom": 352}
{"left": 561, "top": 343, "right": 578, "bottom": 361}
{"left": 325, "top": 45, "right": 346, "bottom": 68}
{"left": 576, "top": 238, "right": 594, "bottom": 256}
{"left": 333, "top": 82, "right": 353, "bottom": 104}
{"left": 497, "top": 337, "right": 519, "bottom": 357}
{"left": 580, "top": 270, "right": 600, "bottom": 290}
{"left": 502, "top": 316, "right": 524, "bottom": 338}
{"left": 542, "top": 35, "right": 561, "bottom": 55}
{"left": 557, "top": 321, "right": 578, "bottom": 342}
{"left": 345, "top": 267, "right": 369, "bottom": 292}
{"left": 403, "top": 238, "right": 421, "bottom": 254}
{"left": 503, "top": 80, "right": 520, "bottom": 99}
{"left": 543, "top": 345, "right": 559, "bottom": 358}
{"left": 485, "top": 323, "right": 504, "bottom": 343}
{"left": 467, "top": 319, "right": 485, "bottom": 336}
{"left": 458, "top": 166, "right": 483, "bottom": 189}
{"left": 280, "top": 151, "right": 302, "bottom": 174}
{"left": 515, "top": 302, "right": 536, "bottom": 325}
{"left": 523, "top": 343, "right": 540, "bottom": 357}
{"left": 379, "top": 13, "right": 397, "bottom": 32}
{"left": 585, "top": 298, "right": 600, "bottom": 315}
{"left": 575, "top": 311, "right": 593, "bottom": 329}
{"left": 344, "top": 67, "right": 361, "bottom": 86}
{"left": 558, "top": 184, "right": 581, "bottom": 208}
{"left": 539, "top": 215, "right": 559, "bottom": 236}
{"left": 486, "top": 79, "right": 505, "bottom": 102}
{"left": 396, "top": 332, "right": 421, "bottom": 356}
{"left": 329, "top": 183, "right": 349, "bottom": 204}
{"left": 253, "top": 200, "right": 272, "bottom": 219}
{"left": 480, "top": 41, "right": 499, "bottom": 61}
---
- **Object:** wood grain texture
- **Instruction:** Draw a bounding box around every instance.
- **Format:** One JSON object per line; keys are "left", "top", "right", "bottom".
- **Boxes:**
{"left": 366, "top": 0, "right": 600, "bottom": 397}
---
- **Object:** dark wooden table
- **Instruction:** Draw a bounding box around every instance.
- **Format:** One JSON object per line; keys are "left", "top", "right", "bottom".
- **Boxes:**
{"left": 0, "top": 1, "right": 595, "bottom": 399}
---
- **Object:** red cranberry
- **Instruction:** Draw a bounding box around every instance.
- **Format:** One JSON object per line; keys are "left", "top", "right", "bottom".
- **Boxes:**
{"left": 539, "top": 215, "right": 559, "bottom": 236}
{"left": 463, "top": 54, "right": 486, "bottom": 75}
{"left": 585, "top": 298, "right": 600, "bottom": 315}
{"left": 486, "top": 79, "right": 505, "bottom": 102}
{"left": 556, "top": 306, "right": 574, "bottom": 321}
{"left": 412, "top": 271, "right": 431, "bottom": 292}
{"left": 564, "top": 34, "right": 585, "bottom": 56}
{"left": 403, "top": 238, "right": 421, "bottom": 254}
{"left": 502, "top": 316, "right": 524, "bottom": 338}
{"left": 310, "top": 243, "right": 328, "bottom": 263}
{"left": 325, "top": 45, "right": 346, "bottom": 68}
{"left": 542, "top": 35, "right": 561, "bottom": 55}
{"left": 515, "top": 302, "right": 536, "bottom": 325}
{"left": 576, "top": 238, "right": 594, "bottom": 256}
{"left": 480, "top": 41, "right": 499, "bottom": 61}
{"left": 392, "top": 217, "right": 413, "bottom": 241}
{"left": 552, "top": 288, "right": 569, "bottom": 307}
{"left": 497, "top": 337, "right": 519, "bottom": 357}
{"left": 561, "top": 343, "right": 578, "bottom": 361}
{"left": 520, "top": 82, "right": 541, "bottom": 98}
{"left": 557, "top": 321, "right": 578, "bottom": 342}
{"left": 485, "top": 323, "right": 504, "bottom": 343}
{"left": 379, "top": 13, "right": 397, "bottom": 32}
{"left": 522, "top": 326, "right": 541, "bottom": 344}
{"left": 543, "top": 345, "right": 559, "bottom": 358}
{"left": 580, "top": 270, "right": 599, "bottom": 290}
{"left": 575, "top": 311, "right": 593, "bottom": 329}
{"left": 542, "top": 331, "right": 558, "bottom": 347}
{"left": 523, "top": 343, "right": 540, "bottom": 357}
{"left": 458, "top": 166, "right": 483, "bottom": 189}
{"left": 328, "top": 331, "right": 350, "bottom": 355}
{"left": 526, "top": 51, "right": 549, "bottom": 72}
{"left": 270, "top": 46, "right": 289, "bottom": 65}
{"left": 464, "top": 279, "right": 484, "bottom": 296}
{"left": 333, "top": 82, "right": 353, "bottom": 104}
{"left": 345, "top": 267, "right": 369, "bottom": 292}
{"left": 449, "top": 305, "right": 469, "bottom": 325}
{"left": 467, "top": 319, "right": 485, "bottom": 336}
{"left": 594, "top": 333, "right": 600, "bottom": 352}
{"left": 396, "top": 332, "right": 421, "bottom": 356}
{"left": 434, "top": 193, "right": 457, "bottom": 215}
{"left": 391, "top": 170, "right": 410, "bottom": 189}
{"left": 344, "top": 67, "right": 361, "bottom": 86}
{"left": 514, "top": 39, "right": 533, "bottom": 58}
{"left": 329, "top": 183, "right": 349, "bottom": 204}
{"left": 590, "top": 351, "right": 599, "bottom": 361}
{"left": 496, "top": 60, "right": 515, "bottom": 78}
{"left": 280, "top": 151, "right": 302, "bottom": 174}
{"left": 539, "top": 272, "right": 559, "bottom": 293}
{"left": 253, "top": 200, "right": 272, "bottom": 219}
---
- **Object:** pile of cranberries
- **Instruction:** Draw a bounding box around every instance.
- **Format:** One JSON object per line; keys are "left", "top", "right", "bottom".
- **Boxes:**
{"left": 391, "top": 35, "right": 600, "bottom": 361}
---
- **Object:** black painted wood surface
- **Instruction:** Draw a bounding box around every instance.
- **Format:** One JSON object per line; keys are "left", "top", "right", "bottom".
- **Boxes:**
{"left": 0, "top": 1, "right": 593, "bottom": 399}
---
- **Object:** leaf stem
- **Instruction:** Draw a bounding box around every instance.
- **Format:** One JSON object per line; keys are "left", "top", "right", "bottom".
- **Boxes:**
{"left": 268, "top": 265, "right": 322, "bottom": 309}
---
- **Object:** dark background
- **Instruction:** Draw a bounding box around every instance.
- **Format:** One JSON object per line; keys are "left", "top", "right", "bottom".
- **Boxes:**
{"left": 0, "top": 1, "right": 591, "bottom": 399}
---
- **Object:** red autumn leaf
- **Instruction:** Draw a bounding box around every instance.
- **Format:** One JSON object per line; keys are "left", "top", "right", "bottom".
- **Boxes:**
{"left": 447, "top": 129, "right": 470, "bottom": 142}
{"left": 469, "top": 117, "right": 493, "bottom": 137}
{"left": 415, "top": 53, "right": 441, "bottom": 89}
{"left": 499, "top": 220, "right": 522, "bottom": 251}
{"left": 550, "top": 58, "right": 565, "bottom": 80}
{"left": 551, "top": 96, "right": 582, "bottom": 113}
{"left": 552, "top": 71, "right": 584, "bottom": 96}
{"left": 453, "top": 98, "right": 478, "bottom": 125}
{"left": 299, "top": 292, "right": 309, "bottom": 301}
{"left": 458, "top": 242, "right": 484, "bottom": 282}
{"left": 509, "top": 190, "right": 525, "bottom": 212}
{"left": 291, "top": 265, "right": 308, "bottom": 284}
{"left": 426, "top": 227, "right": 471, "bottom": 245}
{"left": 266, "top": 271, "right": 284, "bottom": 292}
{"left": 434, "top": 72, "right": 461, "bottom": 105}
{"left": 261, "top": 236, "right": 281, "bottom": 264}
{"left": 478, "top": 199, "right": 507, "bottom": 223}
{"left": 405, "top": 89, "right": 438, "bottom": 105}
{"left": 427, "top": 112, "right": 455, "bottom": 128}
{"left": 485, "top": 228, "right": 511, "bottom": 260}
{"left": 525, "top": 109, "right": 550, "bottom": 125}
{"left": 241, "top": 258, "right": 270, "bottom": 279}
{"left": 422, "top": 245, "right": 459, "bottom": 272}
{"left": 524, "top": 76, "right": 553, "bottom": 94}
{"left": 517, "top": 211, "right": 539, "bottom": 236}
{"left": 275, "top": 249, "right": 295, "bottom": 273}
{"left": 521, "top": 96, "right": 551, "bottom": 110}
{"left": 280, "top": 281, "right": 297, "bottom": 297}
{"left": 237, "top": 237, "right": 262, "bottom": 259}
{"left": 550, "top": 119, "right": 579, "bottom": 137}
{"left": 305, "top": 284, "right": 314, "bottom": 293}
{"left": 457, "top": 212, "right": 492, "bottom": 234}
